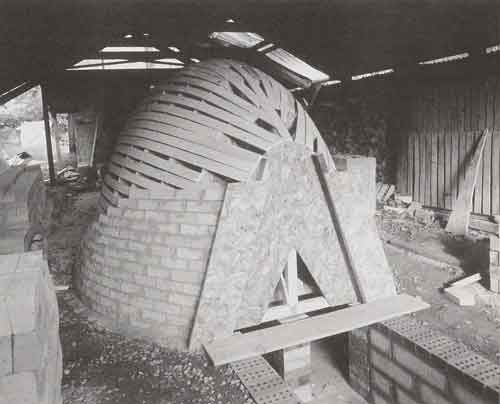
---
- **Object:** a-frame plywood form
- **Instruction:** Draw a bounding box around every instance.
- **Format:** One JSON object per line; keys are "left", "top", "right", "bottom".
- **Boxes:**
{"left": 189, "top": 142, "right": 396, "bottom": 349}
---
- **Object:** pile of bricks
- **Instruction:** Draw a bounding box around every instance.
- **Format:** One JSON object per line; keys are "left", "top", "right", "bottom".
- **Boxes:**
{"left": 0, "top": 250, "right": 62, "bottom": 404}
{"left": 75, "top": 186, "right": 225, "bottom": 349}
{"left": 349, "top": 316, "right": 499, "bottom": 404}
{"left": 0, "top": 163, "right": 47, "bottom": 253}
{"left": 489, "top": 227, "right": 500, "bottom": 293}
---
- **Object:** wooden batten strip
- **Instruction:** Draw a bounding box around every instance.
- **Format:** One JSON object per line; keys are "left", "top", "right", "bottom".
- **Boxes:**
{"left": 119, "top": 134, "right": 249, "bottom": 181}
{"left": 127, "top": 115, "right": 259, "bottom": 163}
{"left": 107, "top": 161, "right": 166, "bottom": 191}
{"left": 124, "top": 120, "right": 256, "bottom": 171}
{"left": 146, "top": 102, "right": 274, "bottom": 150}
{"left": 103, "top": 173, "right": 130, "bottom": 196}
{"left": 114, "top": 144, "right": 200, "bottom": 182}
{"left": 111, "top": 153, "right": 196, "bottom": 189}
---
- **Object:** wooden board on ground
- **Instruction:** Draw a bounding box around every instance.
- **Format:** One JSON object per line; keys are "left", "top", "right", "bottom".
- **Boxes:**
{"left": 446, "top": 129, "right": 491, "bottom": 235}
{"left": 444, "top": 285, "right": 476, "bottom": 306}
{"left": 204, "top": 294, "right": 429, "bottom": 366}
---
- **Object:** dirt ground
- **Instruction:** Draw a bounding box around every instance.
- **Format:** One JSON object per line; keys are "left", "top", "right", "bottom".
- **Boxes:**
{"left": 46, "top": 186, "right": 500, "bottom": 404}
{"left": 378, "top": 209, "right": 500, "bottom": 364}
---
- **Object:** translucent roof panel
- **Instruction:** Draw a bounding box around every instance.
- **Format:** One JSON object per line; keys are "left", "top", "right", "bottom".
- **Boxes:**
{"left": 155, "top": 58, "right": 184, "bottom": 65}
{"left": 99, "top": 46, "right": 160, "bottom": 53}
{"left": 74, "top": 59, "right": 127, "bottom": 67}
{"left": 265, "top": 48, "right": 329, "bottom": 83}
{"left": 418, "top": 52, "right": 469, "bottom": 65}
{"left": 209, "top": 32, "right": 264, "bottom": 48}
{"left": 486, "top": 44, "right": 500, "bottom": 54}
{"left": 67, "top": 62, "right": 183, "bottom": 71}
{"left": 352, "top": 68, "right": 394, "bottom": 80}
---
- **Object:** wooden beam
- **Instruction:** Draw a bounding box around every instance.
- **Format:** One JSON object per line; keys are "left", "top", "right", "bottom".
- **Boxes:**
{"left": 204, "top": 293, "right": 429, "bottom": 366}
{"left": 0, "top": 81, "right": 38, "bottom": 105}
{"left": 41, "top": 84, "right": 56, "bottom": 185}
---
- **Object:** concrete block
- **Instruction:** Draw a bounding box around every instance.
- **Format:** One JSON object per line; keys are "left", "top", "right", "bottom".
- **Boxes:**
{"left": 370, "top": 350, "right": 414, "bottom": 391}
{"left": 372, "top": 391, "right": 393, "bottom": 404}
{"left": 179, "top": 224, "right": 212, "bottom": 236}
{"left": 171, "top": 270, "right": 203, "bottom": 284}
{"left": 419, "top": 383, "right": 453, "bottom": 404}
{"left": 395, "top": 387, "right": 420, "bottom": 404}
{"left": 392, "top": 342, "right": 447, "bottom": 391}
{"left": 0, "top": 372, "right": 38, "bottom": 404}
{"left": 489, "top": 235, "right": 500, "bottom": 252}
{"left": 371, "top": 369, "right": 393, "bottom": 397}
{"left": 13, "top": 332, "right": 42, "bottom": 373}
{"left": 370, "top": 328, "right": 391, "bottom": 355}
{"left": 490, "top": 250, "right": 499, "bottom": 266}
{"left": 156, "top": 200, "right": 186, "bottom": 212}
{"left": 185, "top": 201, "right": 221, "bottom": 213}
{"left": 0, "top": 302, "right": 12, "bottom": 377}
{"left": 176, "top": 247, "right": 205, "bottom": 260}
{"left": 448, "top": 375, "right": 493, "bottom": 404}
{"left": 0, "top": 254, "right": 20, "bottom": 274}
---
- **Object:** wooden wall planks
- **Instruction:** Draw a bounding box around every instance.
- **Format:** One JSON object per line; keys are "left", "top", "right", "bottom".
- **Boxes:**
{"left": 397, "top": 75, "right": 500, "bottom": 216}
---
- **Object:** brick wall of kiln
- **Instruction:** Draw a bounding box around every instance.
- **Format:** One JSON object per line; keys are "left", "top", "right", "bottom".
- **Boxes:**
{"left": 75, "top": 187, "right": 225, "bottom": 349}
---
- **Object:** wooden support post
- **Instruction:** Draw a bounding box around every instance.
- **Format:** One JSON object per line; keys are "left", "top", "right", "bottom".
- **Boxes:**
{"left": 286, "top": 250, "right": 298, "bottom": 306}
{"left": 41, "top": 84, "right": 56, "bottom": 185}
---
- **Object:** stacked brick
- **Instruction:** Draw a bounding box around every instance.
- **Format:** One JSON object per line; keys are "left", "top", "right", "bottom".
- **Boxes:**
{"left": 75, "top": 186, "right": 225, "bottom": 349}
{"left": 489, "top": 229, "right": 500, "bottom": 293}
{"left": 349, "top": 316, "right": 499, "bottom": 404}
{"left": 0, "top": 250, "right": 62, "bottom": 404}
{"left": 0, "top": 163, "right": 47, "bottom": 253}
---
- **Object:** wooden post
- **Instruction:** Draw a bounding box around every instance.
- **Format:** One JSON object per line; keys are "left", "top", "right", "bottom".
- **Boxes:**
{"left": 41, "top": 84, "right": 56, "bottom": 185}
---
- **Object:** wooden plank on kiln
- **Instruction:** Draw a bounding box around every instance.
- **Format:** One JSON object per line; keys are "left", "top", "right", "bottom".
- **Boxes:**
{"left": 446, "top": 129, "right": 491, "bottom": 235}
{"left": 204, "top": 294, "right": 429, "bottom": 367}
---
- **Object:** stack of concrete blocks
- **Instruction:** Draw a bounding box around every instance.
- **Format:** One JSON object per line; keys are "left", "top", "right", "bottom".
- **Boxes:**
{"left": 489, "top": 226, "right": 500, "bottom": 293}
{"left": 0, "top": 250, "right": 62, "bottom": 404}
{"left": 350, "top": 317, "right": 499, "bottom": 404}
{"left": 75, "top": 185, "right": 225, "bottom": 349}
{"left": 266, "top": 340, "right": 312, "bottom": 402}
{"left": 0, "top": 161, "right": 48, "bottom": 253}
